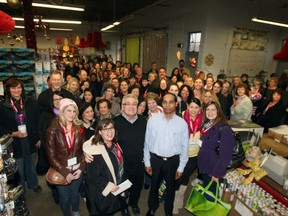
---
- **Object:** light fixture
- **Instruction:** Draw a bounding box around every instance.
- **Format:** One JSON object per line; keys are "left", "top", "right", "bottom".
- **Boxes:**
{"left": 15, "top": 25, "right": 73, "bottom": 31}
{"left": 0, "top": 0, "right": 85, "bottom": 11}
{"left": 101, "top": 15, "right": 134, "bottom": 31}
{"left": 32, "top": 2, "right": 84, "bottom": 11}
{"left": 13, "top": 17, "right": 81, "bottom": 24}
{"left": 252, "top": 17, "right": 288, "bottom": 28}
{"left": 50, "top": 28, "right": 73, "bottom": 31}
{"left": 101, "top": 24, "right": 116, "bottom": 31}
{"left": 15, "top": 25, "right": 24, "bottom": 29}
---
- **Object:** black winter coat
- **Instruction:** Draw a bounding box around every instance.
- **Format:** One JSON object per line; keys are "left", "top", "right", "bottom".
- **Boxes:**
{"left": 0, "top": 96, "right": 39, "bottom": 158}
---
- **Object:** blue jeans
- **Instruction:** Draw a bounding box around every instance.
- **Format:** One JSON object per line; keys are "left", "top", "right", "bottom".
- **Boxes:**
{"left": 16, "top": 152, "right": 39, "bottom": 189}
{"left": 56, "top": 175, "right": 83, "bottom": 216}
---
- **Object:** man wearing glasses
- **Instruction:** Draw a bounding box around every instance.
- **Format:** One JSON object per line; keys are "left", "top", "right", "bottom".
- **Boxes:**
{"left": 113, "top": 94, "right": 147, "bottom": 216}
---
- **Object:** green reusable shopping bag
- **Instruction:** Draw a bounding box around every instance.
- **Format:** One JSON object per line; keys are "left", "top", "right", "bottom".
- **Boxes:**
{"left": 185, "top": 180, "right": 231, "bottom": 216}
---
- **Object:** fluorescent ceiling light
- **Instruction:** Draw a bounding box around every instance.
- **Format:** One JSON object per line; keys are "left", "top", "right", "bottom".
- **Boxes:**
{"left": 41, "top": 19, "right": 81, "bottom": 24}
{"left": 32, "top": 2, "right": 84, "bottom": 11}
{"left": 50, "top": 28, "right": 73, "bottom": 31}
{"left": 15, "top": 25, "right": 24, "bottom": 29}
{"left": 15, "top": 25, "right": 73, "bottom": 31}
{"left": 101, "top": 15, "right": 134, "bottom": 31}
{"left": 0, "top": 0, "right": 84, "bottom": 11}
{"left": 101, "top": 25, "right": 114, "bottom": 31}
{"left": 252, "top": 17, "right": 288, "bottom": 28}
{"left": 13, "top": 17, "right": 81, "bottom": 24}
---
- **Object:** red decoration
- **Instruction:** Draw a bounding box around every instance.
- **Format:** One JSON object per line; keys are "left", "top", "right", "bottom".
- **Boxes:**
{"left": 71, "top": 47, "right": 75, "bottom": 53}
{"left": 89, "top": 32, "right": 97, "bottom": 47}
{"left": 79, "top": 128, "right": 84, "bottom": 134}
{"left": 78, "top": 38, "right": 85, "bottom": 48}
{"left": 189, "top": 57, "right": 197, "bottom": 68}
{"left": 86, "top": 32, "right": 92, "bottom": 46}
{"left": 0, "top": 10, "right": 15, "bottom": 34}
{"left": 95, "top": 31, "right": 107, "bottom": 49}
{"left": 56, "top": 35, "right": 62, "bottom": 45}
{"left": 273, "top": 37, "right": 288, "bottom": 61}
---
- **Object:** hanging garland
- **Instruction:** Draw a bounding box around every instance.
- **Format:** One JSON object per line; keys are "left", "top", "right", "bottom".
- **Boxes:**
{"left": 23, "top": 0, "right": 37, "bottom": 51}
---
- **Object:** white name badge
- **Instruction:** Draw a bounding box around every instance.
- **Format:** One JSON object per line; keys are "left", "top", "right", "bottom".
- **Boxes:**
{"left": 18, "top": 124, "right": 27, "bottom": 133}
{"left": 67, "top": 157, "right": 77, "bottom": 167}
{"left": 190, "top": 142, "right": 197, "bottom": 147}
{"left": 196, "top": 139, "right": 203, "bottom": 147}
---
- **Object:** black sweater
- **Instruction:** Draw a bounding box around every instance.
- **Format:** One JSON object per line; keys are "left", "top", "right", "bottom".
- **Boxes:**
{"left": 113, "top": 115, "right": 147, "bottom": 168}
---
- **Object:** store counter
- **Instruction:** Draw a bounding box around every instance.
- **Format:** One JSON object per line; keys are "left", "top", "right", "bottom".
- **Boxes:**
{"left": 228, "top": 120, "right": 264, "bottom": 147}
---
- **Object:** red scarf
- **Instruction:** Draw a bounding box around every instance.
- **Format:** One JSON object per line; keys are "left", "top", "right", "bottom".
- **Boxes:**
{"left": 114, "top": 143, "right": 123, "bottom": 164}
{"left": 183, "top": 110, "right": 203, "bottom": 136}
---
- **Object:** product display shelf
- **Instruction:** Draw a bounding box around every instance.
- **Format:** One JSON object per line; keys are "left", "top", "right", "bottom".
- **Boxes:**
{"left": 0, "top": 135, "right": 29, "bottom": 216}
{"left": 0, "top": 48, "right": 36, "bottom": 98}
{"left": 238, "top": 162, "right": 288, "bottom": 207}
{"left": 256, "top": 176, "right": 288, "bottom": 207}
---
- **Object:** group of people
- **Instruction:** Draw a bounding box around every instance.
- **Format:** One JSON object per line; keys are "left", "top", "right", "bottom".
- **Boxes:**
{"left": 0, "top": 58, "right": 287, "bottom": 216}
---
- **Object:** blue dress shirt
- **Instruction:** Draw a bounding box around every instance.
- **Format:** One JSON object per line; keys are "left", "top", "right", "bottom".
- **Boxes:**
{"left": 143, "top": 113, "right": 189, "bottom": 172}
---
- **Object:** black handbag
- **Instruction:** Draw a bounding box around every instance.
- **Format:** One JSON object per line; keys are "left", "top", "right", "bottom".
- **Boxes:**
{"left": 215, "top": 125, "right": 245, "bottom": 169}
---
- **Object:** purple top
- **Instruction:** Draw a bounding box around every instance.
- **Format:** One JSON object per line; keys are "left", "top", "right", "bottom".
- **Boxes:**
{"left": 197, "top": 122, "right": 234, "bottom": 178}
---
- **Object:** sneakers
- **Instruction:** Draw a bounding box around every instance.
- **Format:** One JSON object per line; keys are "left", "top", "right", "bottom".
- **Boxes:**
{"left": 191, "top": 178, "right": 203, "bottom": 187}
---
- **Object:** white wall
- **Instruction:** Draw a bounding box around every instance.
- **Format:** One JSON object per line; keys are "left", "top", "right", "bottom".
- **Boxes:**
{"left": 164, "top": 0, "right": 288, "bottom": 78}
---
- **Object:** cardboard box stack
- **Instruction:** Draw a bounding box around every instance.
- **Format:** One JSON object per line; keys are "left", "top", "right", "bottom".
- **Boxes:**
{"left": 268, "top": 125, "right": 288, "bottom": 145}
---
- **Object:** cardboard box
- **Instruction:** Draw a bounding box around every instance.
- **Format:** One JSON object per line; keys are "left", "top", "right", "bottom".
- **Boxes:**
{"left": 268, "top": 125, "right": 288, "bottom": 143}
{"left": 221, "top": 189, "right": 235, "bottom": 203}
{"left": 229, "top": 196, "right": 259, "bottom": 216}
{"left": 282, "top": 135, "right": 288, "bottom": 145}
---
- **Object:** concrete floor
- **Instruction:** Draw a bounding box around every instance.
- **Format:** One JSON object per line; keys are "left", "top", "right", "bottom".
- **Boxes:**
{"left": 24, "top": 135, "right": 284, "bottom": 215}
{"left": 25, "top": 174, "right": 194, "bottom": 216}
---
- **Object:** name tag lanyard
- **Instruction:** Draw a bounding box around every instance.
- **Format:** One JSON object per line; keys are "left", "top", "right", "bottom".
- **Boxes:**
{"left": 189, "top": 116, "right": 200, "bottom": 136}
{"left": 10, "top": 98, "right": 25, "bottom": 124}
{"left": 62, "top": 125, "right": 75, "bottom": 153}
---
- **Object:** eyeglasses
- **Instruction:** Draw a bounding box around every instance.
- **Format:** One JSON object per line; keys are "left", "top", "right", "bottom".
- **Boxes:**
{"left": 123, "top": 103, "right": 137, "bottom": 107}
{"left": 53, "top": 98, "right": 62, "bottom": 101}
{"left": 102, "top": 127, "right": 115, "bottom": 132}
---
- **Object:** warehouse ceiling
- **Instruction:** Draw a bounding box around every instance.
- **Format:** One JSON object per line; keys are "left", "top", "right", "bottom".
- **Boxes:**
{"left": 0, "top": 0, "right": 162, "bottom": 24}
{"left": 1, "top": 0, "right": 288, "bottom": 34}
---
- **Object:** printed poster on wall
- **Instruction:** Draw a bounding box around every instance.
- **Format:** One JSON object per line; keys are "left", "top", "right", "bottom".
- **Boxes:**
{"left": 231, "top": 26, "right": 269, "bottom": 51}
{"left": 228, "top": 26, "right": 269, "bottom": 75}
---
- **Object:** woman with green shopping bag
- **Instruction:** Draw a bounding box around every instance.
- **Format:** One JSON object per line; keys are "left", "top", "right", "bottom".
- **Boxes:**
{"left": 197, "top": 101, "right": 234, "bottom": 195}
{"left": 185, "top": 101, "right": 234, "bottom": 216}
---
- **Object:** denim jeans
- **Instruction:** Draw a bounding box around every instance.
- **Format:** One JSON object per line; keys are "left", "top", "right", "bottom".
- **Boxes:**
{"left": 56, "top": 175, "right": 83, "bottom": 216}
{"left": 16, "top": 152, "right": 39, "bottom": 189}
